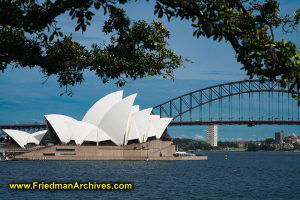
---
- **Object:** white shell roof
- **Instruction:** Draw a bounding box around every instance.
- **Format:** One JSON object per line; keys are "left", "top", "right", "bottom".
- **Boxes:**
{"left": 126, "top": 108, "right": 152, "bottom": 144}
{"left": 2, "top": 129, "right": 47, "bottom": 148}
{"left": 32, "top": 130, "right": 47, "bottom": 142}
{"left": 124, "top": 105, "right": 140, "bottom": 143}
{"left": 45, "top": 115, "right": 117, "bottom": 145}
{"left": 84, "top": 127, "right": 115, "bottom": 144}
{"left": 149, "top": 115, "right": 160, "bottom": 120}
{"left": 65, "top": 121, "right": 99, "bottom": 145}
{"left": 44, "top": 114, "right": 76, "bottom": 144}
{"left": 27, "top": 135, "right": 40, "bottom": 144}
{"left": 82, "top": 91, "right": 123, "bottom": 127}
{"left": 146, "top": 118, "right": 173, "bottom": 140}
{"left": 7, "top": 91, "right": 173, "bottom": 147}
{"left": 27, "top": 130, "right": 47, "bottom": 144}
{"left": 100, "top": 93, "right": 137, "bottom": 145}
{"left": 3, "top": 129, "right": 30, "bottom": 148}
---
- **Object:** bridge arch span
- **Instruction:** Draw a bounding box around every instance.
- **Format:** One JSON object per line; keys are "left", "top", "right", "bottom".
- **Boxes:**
{"left": 152, "top": 80, "right": 300, "bottom": 126}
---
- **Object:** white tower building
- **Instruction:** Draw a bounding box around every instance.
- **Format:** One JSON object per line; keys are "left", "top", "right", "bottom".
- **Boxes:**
{"left": 207, "top": 125, "right": 218, "bottom": 147}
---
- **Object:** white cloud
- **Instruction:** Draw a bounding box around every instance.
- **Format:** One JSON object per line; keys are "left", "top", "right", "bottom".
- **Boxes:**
{"left": 194, "top": 134, "right": 204, "bottom": 140}
{"left": 172, "top": 134, "right": 188, "bottom": 138}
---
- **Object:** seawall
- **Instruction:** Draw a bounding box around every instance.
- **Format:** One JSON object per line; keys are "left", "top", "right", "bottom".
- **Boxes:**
{"left": 14, "top": 140, "right": 207, "bottom": 161}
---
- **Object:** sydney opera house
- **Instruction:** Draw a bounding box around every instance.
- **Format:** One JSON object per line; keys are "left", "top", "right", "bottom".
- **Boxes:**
{"left": 2, "top": 91, "right": 180, "bottom": 160}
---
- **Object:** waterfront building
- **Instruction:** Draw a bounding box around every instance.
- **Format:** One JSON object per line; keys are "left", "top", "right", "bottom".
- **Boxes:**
{"left": 235, "top": 141, "right": 248, "bottom": 148}
{"left": 207, "top": 125, "right": 218, "bottom": 147}
{"left": 275, "top": 131, "right": 284, "bottom": 144}
{"left": 2, "top": 91, "right": 173, "bottom": 148}
{"left": 286, "top": 133, "right": 298, "bottom": 144}
{"left": 1, "top": 91, "right": 210, "bottom": 160}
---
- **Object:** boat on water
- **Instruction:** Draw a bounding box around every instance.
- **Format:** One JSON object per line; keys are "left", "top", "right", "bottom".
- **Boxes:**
{"left": 0, "top": 151, "right": 10, "bottom": 161}
{"left": 0, "top": 156, "right": 9, "bottom": 162}
{"left": 174, "top": 151, "right": 196, "bottom": 157}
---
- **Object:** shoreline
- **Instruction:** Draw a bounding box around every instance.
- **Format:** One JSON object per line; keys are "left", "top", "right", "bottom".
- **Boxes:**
{"left": 198, "top": 150, "right": 300, "bottom": 153}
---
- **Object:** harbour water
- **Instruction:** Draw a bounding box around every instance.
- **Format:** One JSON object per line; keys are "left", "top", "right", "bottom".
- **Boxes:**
{"left": 1, "top": 152, "right": 300, "bottom": 199}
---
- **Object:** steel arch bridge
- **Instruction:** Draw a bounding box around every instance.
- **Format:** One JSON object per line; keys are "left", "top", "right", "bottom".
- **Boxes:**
{"left": 1, "top": 80, "right": 300, "bottom": 131}
{"left": 152, "top": 80, "right": 300, "bottom": 126}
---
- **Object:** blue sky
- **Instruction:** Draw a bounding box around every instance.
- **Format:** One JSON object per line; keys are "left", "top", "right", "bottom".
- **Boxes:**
{"left": 0, "top": 0, "right": 299, "bottom": 141}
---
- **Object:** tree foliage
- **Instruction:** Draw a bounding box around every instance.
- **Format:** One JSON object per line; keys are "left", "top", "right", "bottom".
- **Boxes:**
{"left": 154, "top": 0, "right": 300, "bottom": 102}
{"left": 0, "top": 0, "right": 300, "bottom": 99}
{"left": 247, "top": 143, "right": 260, "bottom": 151}
{"left": 172, "top": 138, "right": 213, "bottom": 150}
{"left": 0, "top": 0, "right": 183, "bottom": 95}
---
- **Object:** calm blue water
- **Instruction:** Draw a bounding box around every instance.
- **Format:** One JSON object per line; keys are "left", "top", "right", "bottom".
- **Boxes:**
{"left": 1, "top": 152, "right": 300, "bottom": 200}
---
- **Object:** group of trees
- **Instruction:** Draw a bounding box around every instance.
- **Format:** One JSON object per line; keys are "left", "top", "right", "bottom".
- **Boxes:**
{"left": 1, "top": 0, "right": 299, "bottom": 98}
{"left": 218, "top": 141, "right": 239, "bottom": 148}
{"left": 294, "top": 143, "right": 300, "bottom": 150}
{"left": 247, "top": 142, "right": 300, "bottom": 151}
{"left": 172, "top": 138, "right": 215, "bottom": 150}
{"left": 247, "top": 143, "right": 296, "bottom": 151}
{"left": 173, "top": 138, "right": 300, "bottom": 151}
{"left": 247, "top": 143, "right": 276, "bottom": 151}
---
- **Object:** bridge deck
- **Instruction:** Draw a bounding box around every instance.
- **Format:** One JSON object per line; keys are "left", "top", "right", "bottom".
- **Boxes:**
{"left": 170, "top": 120, "right": 300, "bottom": 126}
{"left": 1, "top": 120, "right": 299, "bottom": 131}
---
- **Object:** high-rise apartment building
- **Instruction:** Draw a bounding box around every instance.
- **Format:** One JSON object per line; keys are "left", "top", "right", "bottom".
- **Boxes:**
{"left": 275, "top": 131, "right": 284, "bottom": 144}
{"left": 207, "top": 125, "right": 218, "bottom": 147}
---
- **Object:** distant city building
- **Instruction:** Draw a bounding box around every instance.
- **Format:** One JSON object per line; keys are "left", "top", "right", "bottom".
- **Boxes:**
{"left": 263, "top": 137, "right": 275, "bottom": 145}
{"left": 207, "top": 125, "right": 218, "bottom": 147}
{"left": 271, "top": 143, "right": 294, "bottom": 151}
{"left": 235, "top": 141, "right": 248, "bottom": 148}
{"left": 275, "top": 131, "right": 284, "bottom": 144}
{"left": 286, "top": 133, "right": 298, "bottom": 144}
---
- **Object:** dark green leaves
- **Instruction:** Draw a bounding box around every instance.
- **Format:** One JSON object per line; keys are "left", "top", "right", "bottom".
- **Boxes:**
{"left": 1, "top": 0, "right": 299, "bottom": 100}
{"left": 154, "top": 0, "right": 300, "bottom": 102}
{"left": 0, "top": 0, "right": 183, "bottom": 95}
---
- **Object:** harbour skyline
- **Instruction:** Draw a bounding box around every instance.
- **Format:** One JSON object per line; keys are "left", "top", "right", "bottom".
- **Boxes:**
{"left": 1, "top": 1, "right": 300, "bottom": 200}
{"left": 0, "top": 0, "right": 299, "bottom": 141}
{"left": 1, "top": 71, "right": 299, "bottom": 141}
